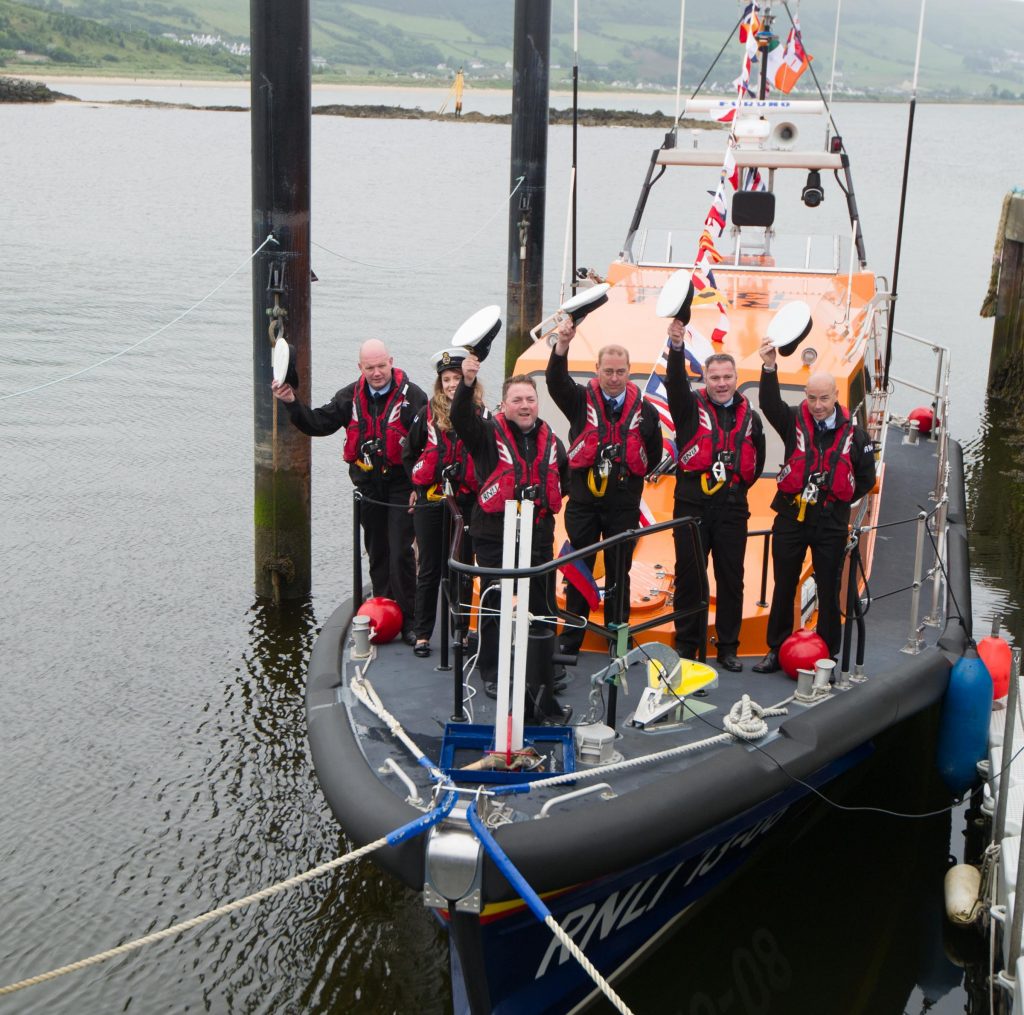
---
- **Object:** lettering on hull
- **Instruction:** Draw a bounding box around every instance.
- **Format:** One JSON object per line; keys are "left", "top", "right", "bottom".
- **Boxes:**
{"left": 534, "top": 808, "right": 788, "bottom": 980}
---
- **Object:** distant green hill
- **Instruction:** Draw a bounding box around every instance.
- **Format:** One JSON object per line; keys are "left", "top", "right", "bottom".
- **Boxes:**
{"left": 0, "top": 0, "right": 247, "bottom": 77}
{"left": 4, "top": 0, "right": 1024, "bottom": 99}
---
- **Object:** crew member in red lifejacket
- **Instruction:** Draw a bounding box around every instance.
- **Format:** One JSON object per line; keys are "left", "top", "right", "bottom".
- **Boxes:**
{"left": 451, "top": 351, "right": 571, "bottom": 723}
{"left": 666, "top": 319, "right": 766, "bottom": 672}
{"left": 403, "top": 347, "right": 485, "bottom": 657}
{"left": 272, "top": 339, "right": 427, "bottom": 641}
{"left": 547, "top": 318, "right": 663, "bottom": 654}
{"left": 752, "top": 340, "right": 877, "bottom": 673}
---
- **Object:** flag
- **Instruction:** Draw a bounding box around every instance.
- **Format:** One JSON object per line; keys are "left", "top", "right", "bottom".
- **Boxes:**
{"left": 557, "top": 541, "right": 601, "bottom": 610}
{"left": 738, "top": 3, "right": 761, "bottom": 44}
{"left": 691, "top": 270, "right": 730, "bottom": 345}
{"left": 776, "top": 22, "right": 811, "bottom": 93}
{"left": 642, "top": 341, "right": 680, "bottom": 477}
{"left": 638, "top": 497, "right": 656, "bottom": 528}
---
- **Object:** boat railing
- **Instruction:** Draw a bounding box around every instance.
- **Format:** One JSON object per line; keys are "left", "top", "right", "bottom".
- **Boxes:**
{"left": 441, "top": 503, "right": 709, "bottom": 725}
{"left": 628, "top": 228, "right": 852, "bottom": 275}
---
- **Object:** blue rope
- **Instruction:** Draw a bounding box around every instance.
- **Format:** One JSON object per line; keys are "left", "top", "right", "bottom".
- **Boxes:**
{"left": 386, "top": 790, "right": 457, "bottom": 846}
{"left": 466, "top": 801, "right": 550, "bottom": 923}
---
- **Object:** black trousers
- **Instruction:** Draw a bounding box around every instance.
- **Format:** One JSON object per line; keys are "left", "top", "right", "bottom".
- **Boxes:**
{"left": 411, "top": 494, "right": 474, "bottom": 642}
{"left": 766, "top": 513, "right": 848, "bottom": 655}
{"left": 359, "top": 479, "right": 416, "bottom": 624}
{"left": 673, "top": 497, "right": 749, "bottom": 657}
{"left": 561, "top": 494, "right": 640, "bottom": 649}
{"left": 474, "top": 533, "right": 555, "bottom": 685}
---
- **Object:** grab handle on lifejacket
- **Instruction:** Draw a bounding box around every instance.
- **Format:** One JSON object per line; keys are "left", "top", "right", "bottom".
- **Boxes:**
{"left": 587, "top": 467, "right": 609, "bottom": 498}
{"left": 426, "top": 483, "right": 444, "bottom": 502}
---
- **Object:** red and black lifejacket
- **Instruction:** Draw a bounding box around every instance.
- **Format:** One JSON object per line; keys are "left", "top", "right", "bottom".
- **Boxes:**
{"left": 677, "top": 390, "right": 758, "bottom": 489}
{"left": 478, "top": 414, "right": 563, "bottom": 517}
{"left": 411, "top": 404, "right": 478, "bottom": 494}
{"left": 566, "top": 380, "right": 648, "bottom": 478}
{"left": 776, "top": 401, "right": 856, "bottom": 504}
{"left": 342, "top": 369, "right": 411, "bottom": 469}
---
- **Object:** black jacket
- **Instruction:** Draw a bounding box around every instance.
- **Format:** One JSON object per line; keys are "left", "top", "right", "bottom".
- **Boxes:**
{"left": 545, "top": 347, "right": 663, "bottom": 505}
{"left": 451, "top": 378, "right": 568, "bottom": 544}
{"left": 758, "top": 366, "right": 877, "bottom": 530}
{"left": 665, "top": 347, "right": 766, "bottom": 507}
{"left": 284, "top": 374, "right": 427, "bottom": 489}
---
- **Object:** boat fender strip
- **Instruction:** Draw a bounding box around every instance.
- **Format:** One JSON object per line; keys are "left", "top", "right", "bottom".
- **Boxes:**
{"left": 467, "top": 802, "right": 636, "bottom": 1015}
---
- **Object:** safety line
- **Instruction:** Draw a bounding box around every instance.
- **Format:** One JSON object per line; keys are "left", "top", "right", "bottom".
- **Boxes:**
{"left": 312, "top": 176, "right": 524, "bottom": 272}
{"left": 0, "top": 234, "right": 278, "bottom": 402}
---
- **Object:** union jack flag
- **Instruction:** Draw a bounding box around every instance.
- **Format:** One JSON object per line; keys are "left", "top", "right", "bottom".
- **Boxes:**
{"left": 643, "top": 339, "right": 679, "bottom": 466}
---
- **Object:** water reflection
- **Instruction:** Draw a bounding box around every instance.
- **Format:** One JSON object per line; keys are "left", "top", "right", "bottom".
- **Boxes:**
{"left": 964, "top": 397, "right": 1024, "bottom": 639}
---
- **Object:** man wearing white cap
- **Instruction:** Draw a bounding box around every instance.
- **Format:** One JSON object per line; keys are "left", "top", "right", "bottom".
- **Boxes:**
{"left": 752, "top": 340, "right": 876, "bottom": 673}
{"left": 272, "top": 339, "right": 427, "bottom": 642}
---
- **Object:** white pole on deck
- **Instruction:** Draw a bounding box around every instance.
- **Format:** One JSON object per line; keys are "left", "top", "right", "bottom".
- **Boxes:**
{"left": 495, "top": 501, "right": 519, "bottom": 756}
{"left": 510, "top": 499, "right": 534, "bottom": 748}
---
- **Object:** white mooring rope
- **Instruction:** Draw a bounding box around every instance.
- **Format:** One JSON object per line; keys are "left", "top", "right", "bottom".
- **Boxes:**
{"left": 0, "top": 835, "right": 387, "bottom": 997}
{"left": 543, "top": 914, "right": 634, "bottom": 1015}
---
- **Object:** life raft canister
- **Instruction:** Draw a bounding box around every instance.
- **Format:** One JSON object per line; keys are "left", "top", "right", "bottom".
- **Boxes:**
{"left": 775, "top": 400, "right": 856, "bottom": 506}
{"left": 566, "top": 380, "right": 649, "bottom": 480}
{"left": 411, "top": 404, "right": 478, "bottom": 496}
{"left": 342, "top": 369, "right": 411, "bottom": 470}
{"left": 478, "top": 414, "right": 562, "bottom": 517}
{"left": 676, "top": 390, "right": 758, "bottom": 494}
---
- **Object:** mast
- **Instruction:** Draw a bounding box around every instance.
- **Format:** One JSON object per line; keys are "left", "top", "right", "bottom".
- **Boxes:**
{"left": 251, "top": 0, "right": 312, "bottom": 601}
{"left": 504, "top": 1, "right": 552, "bottom": 376}
{"left": 883, "top": 0, "right": 928, "bottom": 389}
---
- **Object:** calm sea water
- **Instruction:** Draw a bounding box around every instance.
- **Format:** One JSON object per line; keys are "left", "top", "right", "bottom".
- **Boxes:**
{"left": 2, "top": 84, "right": 1022, "bottom": 1013}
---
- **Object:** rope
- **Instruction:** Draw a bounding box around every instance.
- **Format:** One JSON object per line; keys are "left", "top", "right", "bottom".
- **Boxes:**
{"left": 350, "top": 671, "right": 446, "bottom": 782}
{"left": 500, "top": 731, "right": 734, "bottom": 793}
{"left": 312, "top": 176, "right": 525, "bottom": 273}
{"left": 722, "top": 695, "right": 788, "bottom": 739}
{"left": 0, "top": 789, "right": 458, "bottom": 999}
{"left": 467, "top": 803, "right": 635, "bottom": 1015}
{"left": 0, "top": 234, "right": 279, "bottom": 402}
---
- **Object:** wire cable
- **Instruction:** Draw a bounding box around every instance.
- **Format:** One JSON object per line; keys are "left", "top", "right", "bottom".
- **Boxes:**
{"left": 1, "top": 234, "right": 278, "bottom": 402}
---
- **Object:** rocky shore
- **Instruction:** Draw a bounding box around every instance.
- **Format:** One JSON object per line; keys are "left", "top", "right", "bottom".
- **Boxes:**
{"left": 0, "top": 76, "right": 76, "bottom": 103}
{"left": 312, "top": 104, "right": 707, "bottom": 129}
{"left": 1, "top": 75, "right": 711, "bottom": 128}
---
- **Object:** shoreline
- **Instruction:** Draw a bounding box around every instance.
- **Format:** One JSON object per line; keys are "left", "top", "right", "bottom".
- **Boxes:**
{"left": 6, "top": 73, "right": 1019, "bottom": 108}
{"left": 3, "top": 72, "right": 661, "bottom": 101}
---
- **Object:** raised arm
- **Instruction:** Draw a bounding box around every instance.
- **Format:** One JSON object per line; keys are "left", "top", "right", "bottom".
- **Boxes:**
{"left": 545, "top": 319, "right": 586, "bottom": 423}
{"left": 451, "top": 355, "right": 491, "bottom": 458}
{"left": 756, "top": 340, "right": 793, "bottom": 441}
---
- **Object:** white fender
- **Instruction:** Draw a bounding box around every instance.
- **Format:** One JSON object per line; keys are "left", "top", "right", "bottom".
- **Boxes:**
{"left": 944, "top": 863, "right": 982, "bottom": 925}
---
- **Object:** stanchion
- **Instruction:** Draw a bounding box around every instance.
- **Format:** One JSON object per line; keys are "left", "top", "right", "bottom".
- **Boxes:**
{"left": 353, "top": 492, "right": 365, "bottom": 611}
{"left": 439, "top": 505, "right": 452, "bottom": 672}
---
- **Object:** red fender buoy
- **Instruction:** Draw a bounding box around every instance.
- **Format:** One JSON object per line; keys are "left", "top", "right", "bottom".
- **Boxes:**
{"left": 778, "top": 629, "right": 830, "bottom": 680}
{"left": 356, "top": 597, "right": 404, "bottom": 644}
{"left": 978, "top": 618, "right": 1012, "bottom": 699}
{"left": 908, "top": 406, "right": 936, "bottom": 435}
